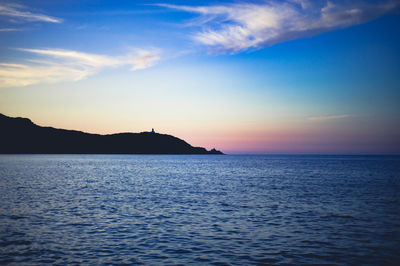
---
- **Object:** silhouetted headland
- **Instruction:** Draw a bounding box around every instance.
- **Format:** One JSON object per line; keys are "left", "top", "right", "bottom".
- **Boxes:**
{"left": 0, "top": 113, "right": 223, "bottom": 154}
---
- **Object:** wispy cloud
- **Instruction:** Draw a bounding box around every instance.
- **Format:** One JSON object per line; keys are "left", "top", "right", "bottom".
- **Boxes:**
{"left": 0, "top": 48, "right": 161, "bottom": 88}
{"left": 0, "top": 27, "right": 22, "bottom": 31}
{"left": 159, "top": 0, "right": 400, "bottom": 53}
{"left": 0, "top": 3, "right": 62, "bottom": 23}
{"left": 308, "top": 114, "right": 350, "bottom": 121}
{"left": 128, "top": 49, "right": 161, "bottom": 71}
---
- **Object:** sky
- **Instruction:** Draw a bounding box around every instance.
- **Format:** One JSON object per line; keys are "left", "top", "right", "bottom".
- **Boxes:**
{"left": 0, "top": 0, "right": 399, "bottom": 154}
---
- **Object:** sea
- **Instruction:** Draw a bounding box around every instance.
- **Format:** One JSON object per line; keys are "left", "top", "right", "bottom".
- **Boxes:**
{"left": 0, "top": 155, "right": 399, "bottom": 265}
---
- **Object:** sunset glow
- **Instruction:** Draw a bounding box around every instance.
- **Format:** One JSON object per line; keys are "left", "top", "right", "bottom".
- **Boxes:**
{"left": 1, "top": 0, "right": 399, "bottom": 154}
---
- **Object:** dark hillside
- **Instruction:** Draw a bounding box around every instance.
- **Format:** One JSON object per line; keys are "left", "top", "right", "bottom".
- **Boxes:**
{"left": 0, "top": 114, "right": 223, "bottom": 154}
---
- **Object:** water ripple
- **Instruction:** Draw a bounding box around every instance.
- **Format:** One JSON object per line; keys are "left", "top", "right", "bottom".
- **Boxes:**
{"left": 0, "top": 154, "right": 399, "bottom": 264}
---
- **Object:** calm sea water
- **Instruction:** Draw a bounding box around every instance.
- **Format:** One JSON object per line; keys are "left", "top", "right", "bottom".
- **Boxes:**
{"left": 0, "top": 155, "right": 399, "bottom": 265}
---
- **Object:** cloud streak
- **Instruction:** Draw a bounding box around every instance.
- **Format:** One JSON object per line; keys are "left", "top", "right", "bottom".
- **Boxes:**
{"left": 308, "top": 114, "right": 350, "bottom": 121}
{"left": 0, "top": 3, "right": 62, "bottom": 23}
{"left": 159, "top": 0, "right": 400, "bottom": 53}
{"left": 0, "top": 27, "right": 22, "bottom": 31}
{"left": 0, "top": 48, "right": 161, "bottom": 88}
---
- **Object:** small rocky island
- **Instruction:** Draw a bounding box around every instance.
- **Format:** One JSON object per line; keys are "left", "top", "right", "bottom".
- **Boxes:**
{"left": 0, "top": 113, "right": 223, "bottom": 154}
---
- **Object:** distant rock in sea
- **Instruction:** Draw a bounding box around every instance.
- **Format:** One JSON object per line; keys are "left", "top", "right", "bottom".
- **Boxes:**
{"left": 0, "top": 113, "right": 223, "bottom": 155}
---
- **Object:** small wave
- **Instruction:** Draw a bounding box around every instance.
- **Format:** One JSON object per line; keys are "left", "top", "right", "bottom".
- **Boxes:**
{"left": 0, "top": 214, "right": 26, "bottom": 220}
{"left": 0, "top": 240, "right": 31, "bottom": 247}
{"left": 255, "top": 257, "right": 280, "bottom": 263}
{"left": 194, "top": 257, "right": 210, "bottom": 262}
{"left": 321, "top": 214, "right": 355, "bottom": 219}
{"left": 301, "top": 240, "right": 332, "bottom": 246}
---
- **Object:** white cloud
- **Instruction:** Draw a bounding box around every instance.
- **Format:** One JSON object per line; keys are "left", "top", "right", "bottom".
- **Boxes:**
{"left": 0, "top": 3, "right": 62, "bottom": 23}
{"left": 308, "top": 114, "right": 350, "bottom": 121}
{"left": 0, "top": 48, "right": 161, "bottom": 88}
{"left": 159, "top": 0, "right": 400, "bottom": 53}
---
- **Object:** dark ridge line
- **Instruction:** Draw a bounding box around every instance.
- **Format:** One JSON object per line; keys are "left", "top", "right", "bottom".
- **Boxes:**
{"left": 0, "top": 113, "right": 223, "bottom": 155}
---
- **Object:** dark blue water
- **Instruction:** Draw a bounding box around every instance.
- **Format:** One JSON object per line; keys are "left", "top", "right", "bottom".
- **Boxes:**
{"left": 0, "top": 155, "right": 399, "bottom": 265}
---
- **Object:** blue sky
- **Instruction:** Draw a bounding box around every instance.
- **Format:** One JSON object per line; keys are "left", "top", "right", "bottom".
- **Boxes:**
{"left": 0, "top": 0, "right": 399, "bottom": 153}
